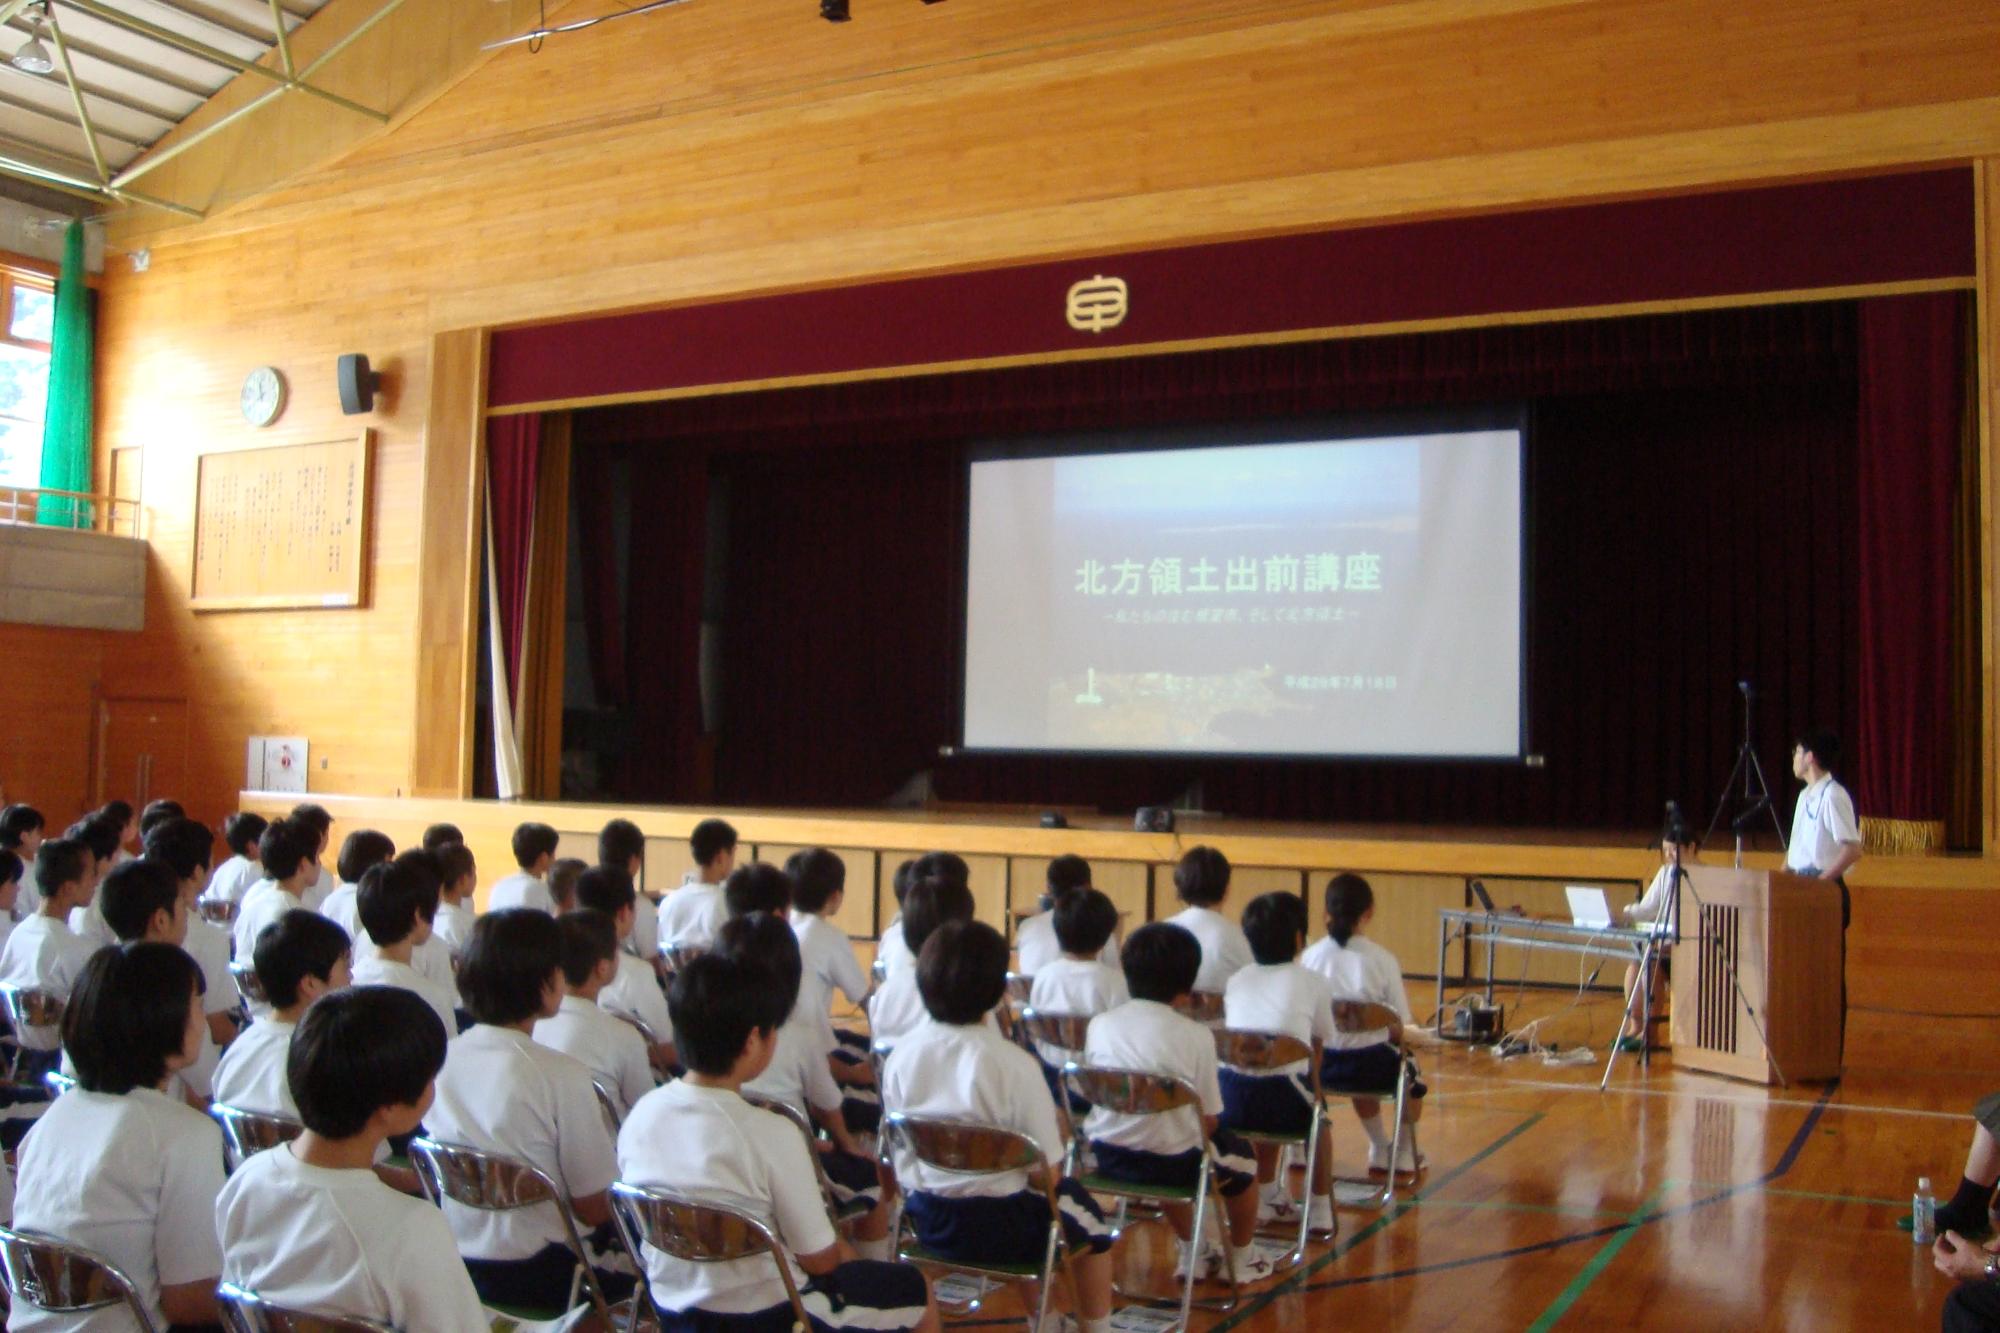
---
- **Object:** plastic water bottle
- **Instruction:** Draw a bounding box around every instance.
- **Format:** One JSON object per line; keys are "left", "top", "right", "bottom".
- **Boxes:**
{"left": 1913, "top": 1177, "right": 1936, "bottom": 1245}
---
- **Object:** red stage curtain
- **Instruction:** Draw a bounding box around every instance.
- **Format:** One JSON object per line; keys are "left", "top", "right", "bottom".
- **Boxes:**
{"left": 1855, "top": 293, "right": 1967, "bottom": 852}
{"left": 572, "top": 444, "right": 628, "bottom": 709}
{"left": 486, "top": 414, "right": 541, "bottom": 700}
{"left": 616, "top": 447, "right": 708, "bottom": 801}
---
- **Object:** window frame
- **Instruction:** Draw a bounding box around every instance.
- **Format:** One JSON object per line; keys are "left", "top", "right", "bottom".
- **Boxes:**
{"left": 0, "top": 263, "right": 55, "bottom": 491}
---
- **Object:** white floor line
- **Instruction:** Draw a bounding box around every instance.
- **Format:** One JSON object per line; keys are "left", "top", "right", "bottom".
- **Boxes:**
{"left": 1424, "top": 1070, "right": 1968, "bottom": 1120}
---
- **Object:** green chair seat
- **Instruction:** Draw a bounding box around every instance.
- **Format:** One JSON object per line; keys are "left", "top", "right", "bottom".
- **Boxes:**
{"left": 899, "top": 1243, "right": 1046, "bottom": 1279}
{"left": 1078, "top": 1174, "right": 1196, "bottom": 1203}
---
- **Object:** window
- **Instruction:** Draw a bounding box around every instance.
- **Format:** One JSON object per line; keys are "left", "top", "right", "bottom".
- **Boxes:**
{"left": 0, "top": 269, "right": 54, "bottom": 490}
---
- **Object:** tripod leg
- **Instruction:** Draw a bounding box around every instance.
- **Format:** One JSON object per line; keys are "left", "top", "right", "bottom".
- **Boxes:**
{"left": 1703, "top": 745, "right": 1754, "bottom": 849}
{"left": 1744, "top": 748, "right": 1788, "bottom": 851}
{"left": 1600, "top": 938, "right": 1655, "bottom": 1093}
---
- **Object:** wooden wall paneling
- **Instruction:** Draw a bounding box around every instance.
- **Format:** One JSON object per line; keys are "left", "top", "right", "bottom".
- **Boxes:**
{"left": 754, "top": 843, "right": 879, "bottom": 939}
{"left": 1006, "top": 856, "right": 1150, "bottom": 943}
{"left": 1978, "top": 158, "right": 1998, "bottom": 851}
{"left": 643, "top": 836, "right": 687, "bottom": 894}
{"left": 553, "top": 828, "right": 598, "bottom": 870}
{"left": 411, "top": 327, "right": 487, "bottom": 799}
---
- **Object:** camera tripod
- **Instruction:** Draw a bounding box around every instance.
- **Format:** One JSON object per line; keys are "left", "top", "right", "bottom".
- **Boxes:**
{"left": 1703, "top": 679, "right": 1788, "bottom": 866}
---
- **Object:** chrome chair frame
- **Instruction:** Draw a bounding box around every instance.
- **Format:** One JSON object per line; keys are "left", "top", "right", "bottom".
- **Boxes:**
{"left": 590, "top": 1079, "right": 625, "bottom": 1140}
{"left": 1326, "top": 999, "right": 1418, "bottom": 1208}
{"left": 210, "top": 1103, "right": 306, "bottom": 1174}
{"left": 198, "top": 899, "right": 240, "bottom": 929}
{"left": 742, "top": 1093, "right": 874, "bottom": 1230}
{"left": 1015, "top": 1007, "right": 1093, "bottom": 1146}
{"left": 216, "top": 1281, "right": 398, "bottom": 1332}
{"left": 1213, "top": 1028, "right": 1325, "bottom": 1264}
{"left": 609, "top": 1181, "right": 811, "bottom": 1333}
{"left": 0, "top": 1224, "right": 161, "bottom": 1331}
{"left": 0, "top": 984, "right": 64, "bottom": 1077}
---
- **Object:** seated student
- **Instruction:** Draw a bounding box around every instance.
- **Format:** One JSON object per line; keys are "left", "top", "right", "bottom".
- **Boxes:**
{"left": 213, "top": 909, "right": 354, "bottom": 1117}
{"left": 0, "top": 850, "right": 21, "bottom": 954}
{"left": 12, "top": 942, "right": 225, "bottom": 1332}
{"left": 1084, "top": 923, "right": 1274, "bottom": 1283}
{"left": 0, "top": 839, "right": 100, "bottom": 1045}
{"left": 1220, "top": 892, "right": 1337, "bottom": 1235}
{"left": 1300, "top": 873, "right": 1426, "bottom": 1178}
{"left": 599, "top": 818, "right": 660, "bottom": 961}
{"left": 1165, "top": 846, "right": 1253, "bottom": 996}
{"left": 1017, "top": 855, "right": 1118, "bottom": 977}
{"left": 138, "top": 799, "right": 184, "bottom": 843}
{"left": 317, "top": 828, "right": 397, "bottom": 943}
{"left": 549, "top": 856, "right": 586, "bottom": 913}
{"left": 883, "top": 921, "right": 1113, "bottom": 1331}
{"left": 145, "top": 817, "right": 241, "bottom": 1057}
{"left": 868, "top": 877, "right": 978, "bottom": 1049}
{"left": 875, "top": 858, "right": 917, "bottom": 977}
{"left": 788, "top": 849, "right": 870, "bottom": 1040}
{"left": 384, "top": 848, "right": 460, "bottom": 997}
{"left": 433, "top": 842, "right": 480, "bottom": 960}
{"left": 534, "top": 911, "right": 656, "bottom": 1119}
{"left": 205, "top": 811, "right": 268, "bottom": 907}
{"left": 98, "top": 799, "right": 139, "bottom": 866}
{"left": 717, "top": 913, "right": 889, "bottom": 1242}
{"left": 65, "top": 811, "right": 124, "bottom": 947}
{"left": 97, "top": 857, "right": 215, "bottom": 1105}
{"left": 574, "top": 866, "right": 675, "bottom": 1057}
{"left": 622, "top": 953, "right": 940, "bottom": 1333}
{"left": 659, "top": 817, "right": 736, "bottom": 950}
{"left": 351, "top": 861, "right": 460, "bottom": 1039}
{"left": 292, "top": 803, "right": 338, "bottom": 911}
{"left": 235, "top": 817, "right": 323, "bottom": 964}
{"left": 1026, "top": 887, "right": 1128, "bottom": 1085}
{"left": 426, "top": 909, "right": 630, "bottom": 1312}
{"left": 489, "top": 821, "right": 561, "bottom": 914}
{"left": 217, "top": 985, "right": 487, "bottom": 1332}
{"left": 422, "top": 822, "right": 465, "bottom": 854}
{"left": 0, "top": 804, "right": 44, "bottom": 925}
{"left": 724, "top": 862, "right": 793, "bottom": 918}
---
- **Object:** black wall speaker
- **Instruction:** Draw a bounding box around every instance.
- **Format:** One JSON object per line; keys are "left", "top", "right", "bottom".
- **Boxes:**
{"left": 337, "top": 353, "right": 380, "bottom": 415}
{"left": 1134, "top": 806, "right": 1175, "bottom": 833}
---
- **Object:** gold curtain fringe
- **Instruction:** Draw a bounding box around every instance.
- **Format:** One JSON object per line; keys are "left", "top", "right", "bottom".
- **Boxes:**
{"left": 1861, "top": 815, "right": 1945, "bottom": 856}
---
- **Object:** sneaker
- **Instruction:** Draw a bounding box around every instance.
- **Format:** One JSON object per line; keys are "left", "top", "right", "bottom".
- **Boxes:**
{"left": 1306, "top": 1195, "right": 1336, "bottom": 1238}
{"left": 1368, "top": 1142, "right": 1427, "bottom": 1179}
{"left": 1174, "top": 1242, "right": 1226, "bottom": 1281}
{"left": 1227, "top": 1248, "right": 1279, "bottom": 1284}
{"left": 1259, "top": 1188, "right": 1300, "bottom": 1224}
{"left": 1614, "top": 1035, "right": 1645, "bottom": 1054}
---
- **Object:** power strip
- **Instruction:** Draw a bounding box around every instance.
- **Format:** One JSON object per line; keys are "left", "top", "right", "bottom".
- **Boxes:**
{"left": 1542, "top": 1046, "right": 1597, "bottom": 1066}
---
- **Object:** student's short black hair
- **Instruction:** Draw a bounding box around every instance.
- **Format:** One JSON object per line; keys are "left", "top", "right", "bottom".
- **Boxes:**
{"left": 142, "top": 817, "right": 214, "bottom": 883}
{"left": 337, "top": 829, "right": 396, "bottom": 886}
{"left": 1046, "top": 855, "right": 1091, "bottom": 898}
{"left": 1173, "top": 846, "right": 1231, "bottom": 907}
{"left": 549, "top": 857, "right": 587, "bottom": 911}
{"left": 511, "top": 822, "right": 561, "bottom": 869}
{"left": 258, "top": 817, "right": 317, "bottom": 882}
{"left": 1121, "top": 922, "right": 1202, "bottom": 1003}
{"left": 138, "top": 800, "right": 184, "bottom": 839}
{"left": 787, "top": 848, "right": 846, "bottom": 914}
{"left": 253, "top": 909, "right": 352, "bottom": 1009}
{"left": 724, "top": 863, "right": 792, "bottom": 917}
{"left": 690, "top": 818, "right": 738, "bottom": 868}
{"left": 1324, "top": 873, "right": 1373, "bottom": 947}
{"left": 421, "top": 823, "right": 464, "bottom": 854}
{"left": 70, "top": 814, "right": 122, "bottom": 863}
{"left": 99, "top": 799, "right": 134, "bottom": 828}
{"left": 575, "top": 865, "right": 637, "bottom": 917}
{"left": 913, "top": 851, "right": 970, "bottom": 889}
{"left": 457, "top": 909, "right": 564, "bottom": 1025}
{"left": 0, "top": 850, "right": 19, "bottom": 889}
{"left": 668, "top": 953, "right": 781, "bottom": 1076}
{"left": 917, "top": 920, "right": 1008, "bottom": 1025}
{"left": 1796, "top": 729, "right": 1842, "bottom": 772}
{"left": 891, "top": 858, "right": 917, "bottom": 906}
{"left": 33, "top": 838, "right": 85, "bottom": 897}
{"left": 1053, "top": 887, "right": 1119, "bottom": 957}
{"left": 290, "top": 803, "right": 333, "bottom": 843}
{"left": 556, "top": 910, "right": 619, "bottom": 987}
{"left": 0, "top": 803, "right": 43, "bottom": 850}
{"left": 222, "top": 811, "right": 268, "bottom": 859}
{"left": 715, "top": 910, "right": 803, "bottom": 1022}
{"left": 357, "top": 862, "right": 423, "bottom": 947}
{"left": 289, "top": 986, "right": 447, "bottom": 1139}
{"left": 1242, "top": 891, "right": 1307, "bottom": 965}
{"left": 903, "top": 877, "right": 976, "bottom": 957}
{"left": 100, "top": 858, "right": 181, "bottom": 941}
{"left": 435, "top": 843, "right": 476, "bottom": 891}
{"left": 598, "top": 818, "right": 645, "bottom": 873}
{"left": 65, "top": 942, "right": 203, "bottom": 1095}
{"left": 390, "top": 849, "right": 442, "bottom": 924}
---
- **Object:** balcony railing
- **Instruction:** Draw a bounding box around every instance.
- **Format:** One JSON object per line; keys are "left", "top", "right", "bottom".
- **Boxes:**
{"left": 0, "top": 485, "right": 142, "bottom": 538}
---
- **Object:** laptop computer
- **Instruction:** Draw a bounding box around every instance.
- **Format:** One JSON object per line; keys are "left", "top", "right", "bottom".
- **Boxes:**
{"left": 1565, "top": 886, "right": 1614, "bottom": 929}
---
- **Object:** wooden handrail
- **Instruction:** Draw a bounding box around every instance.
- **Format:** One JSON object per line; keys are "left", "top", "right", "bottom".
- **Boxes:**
{"left": 0, "top": 485, "right": 141, "bottom": 537}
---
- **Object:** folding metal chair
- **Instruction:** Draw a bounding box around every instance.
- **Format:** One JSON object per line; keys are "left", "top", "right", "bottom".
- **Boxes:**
{"left": 743, "top": 1093, "right": 874, "bottom": 1230}
{"left": 610, "top": 1182, "right": 812, "bottom": 1333}
{"left": 407, "top": 1136, "right": 617, "bottom": 1326}
{"left": 607, "top": 1009, "right": 674, "bottom": 1078}
{"left": 216, "top": 1281, "right": 398, "bottom": 1332}
{"left": 1212, "top": 1029, "right": 1325, "bottom": 1264}
{"left": 1325, "top": 1000, "right": 1419, "bottom": 1207}
{"left": 1062, "top": 1063, "right": 1245, "bottom": 1329}
{"left": 882, "top": 1111, "right": 1074, "bottom": 1333}
{"left": 590, "top": 1079, "right": 625, "bottom": 1139}
{"left": 0, "top": 1225, "right": 161, "bottom": 1331}
{"left": 42, "top": 1069, "right": 75, "bottom": 1097}
{"left": 1173, "top": 991, "right": 1226, "bottom": 1027}
{"left": 1015, "top": 1008, "right": 1093, "bottom": 1145}
{"left": 657, "top": 943, "right": 705, "bottom": 982}
{"left": 211, "top": 1103, "right": 306, "bottom": 1174}
{"left": 1003, "top": 973, "right": 1034, "bottom": 1006}
{"left": 0, "top": 984, "right": 64, "bottom": 1072}
{"left": 198, "top": 899, "right": 240, "bottom": 930}
{"left": 228, "top": 962, "right": 266, "bottom": 1026}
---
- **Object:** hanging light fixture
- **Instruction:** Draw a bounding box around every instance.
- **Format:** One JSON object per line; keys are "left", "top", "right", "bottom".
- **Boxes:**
{"left": 11, "top": 3, "right": 54, "bottom": 76}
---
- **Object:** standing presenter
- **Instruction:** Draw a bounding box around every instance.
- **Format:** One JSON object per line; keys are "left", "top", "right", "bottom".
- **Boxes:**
{"left": 1786, "top": 728, "right": 1861, "bottom": 1051}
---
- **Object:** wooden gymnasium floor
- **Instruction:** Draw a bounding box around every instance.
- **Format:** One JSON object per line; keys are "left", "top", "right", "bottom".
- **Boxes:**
{"left": 887, "top": 985, "right": 1993, "bottom": 1333}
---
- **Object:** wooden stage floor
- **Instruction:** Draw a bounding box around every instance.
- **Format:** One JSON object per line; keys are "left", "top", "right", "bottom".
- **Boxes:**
{"left": 915, "top": 986, "right": 1991, "bottom": 1333}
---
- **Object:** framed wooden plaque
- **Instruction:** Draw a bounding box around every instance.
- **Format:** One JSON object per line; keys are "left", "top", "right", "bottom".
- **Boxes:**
{"left": 191, "top": 432, "right": 373, "bottom": 612}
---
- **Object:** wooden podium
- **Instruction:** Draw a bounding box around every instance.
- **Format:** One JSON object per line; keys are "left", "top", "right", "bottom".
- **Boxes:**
{"left": 1669, "top": 868, "right": 1844, "bottom": 1085}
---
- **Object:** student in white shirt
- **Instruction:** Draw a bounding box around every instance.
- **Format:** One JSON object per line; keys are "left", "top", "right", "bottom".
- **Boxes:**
{"left": 622, "top": 952, "right": 939, "bottom": 1333}
{"left": 1016, "top": 854, "right": 1120, "bottom": 977}
{"left": 421, "top": 822, "right": 465, "bottom": 855}
{"left": 536, "top": 911, "right": 656, "bottom": 1119}
{"left": 575, "top": 867, "right": 676, "bottom": 1066}
{"left": 137, "top": 799, "right": 184, "bottom": 845}
{"left": 1221, "top": 892, "right": 1337, "bottom": 1235}
{"left": 1084, "top": 922, "right": 1273, "bottom": 1284}
{"left": 549, "top": 857, "right": 587, "bottom": 914}
{"left": 488, "top": 821, "right": 561, "bottom": 914}
{"left": 290, "top": 803, "right": 338, "bottom": 912}
{"left": 1164, "top": 845, "right": 1253, "bottom": 996}
{"left": 212, "top": 909, "right": 353, "bottom": 1118}
{"left": 868, "top": 877, "right": 977, "bottom": 1050}
{"left": 202, "top": 812, "right": 267, "bottom": 910}
{"left": 385, "top": 847, "right": 461, "bottom": 1000}
{"left": 599, "top": 818, "right": 660, "bottom": 961}
{"left": 1026, "top": 887, "right": 1128, "bottom": 1080}
{"left": 98, "top": 857, "right": 224, "bottom": 1105}
{"left": 350, "top": 861, "right": 460, "bottom": 1040}
{"left": 316, "top": 828, "right": 396, "bottom": 943}
{"left": 0, "top": 805, "right": 44, "bottom": 926}
{"left": 432, "top": 842, "right": 480, "bottom": 960}
{"left": 427, "top": 908, "right": 631, "bottom": 1313}
{"left": 144, "top": 819, "right": 242, "bottom": 1052}
{"left": 0, "top": 838, "right": 102, "bottom": 1053}
{"left": 234, "top": 817, "right": 322, "bottom": 963}
{"left": 1617, "top": 820, "right": 1697, "bottom": 1052}
{"left": 1301, "top": 874, "right": 1427, "bottom": 1177}
{"left": 659, "top": 817, "right": 737, "bottom": 951}
{"left": 63, "top": 812, "right": 122, "bottom": 948}
{"left": 13, "top": 942, "right": 225, "bottom": 1332}
{"left": 875, "top": 858, "right": 917, "bottom": 978}
{"left": 0, "top": 850, "right": 21, "bottom": 957}
{"left": 786, "top": 849, "right": 875, "bottom": 1122}
{"left": 97, "top": 800, "right": 140, "bottom": 866}
{"left": 217, "top": 985, "right": 487, "bottom": 1333}
{"left": 883, "top": 920, "right": 1113, "bottom": 1330}
{"left": 1787, "top": 727, "right": 1862, "bottom": 1055}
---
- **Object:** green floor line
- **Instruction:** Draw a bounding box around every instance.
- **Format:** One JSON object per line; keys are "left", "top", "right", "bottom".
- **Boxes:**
{"left": 1759, "top": 1187, "right": 1902, "bottom": 1207}
{"left": 1412, "top": 1198, "right": 1630, "bottom": 1220}
{"left": 1523, "top": 1185, "right": 1668, "bottom": 1333}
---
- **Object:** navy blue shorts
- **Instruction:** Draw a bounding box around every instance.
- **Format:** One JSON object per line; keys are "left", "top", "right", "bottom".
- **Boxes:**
{"left": 466, "top": 1240, "right": 637, "bottom": 1315}
{"left": 820, "top": 1145, "right": 881, "bottom": 1207}
{"left": 841, "top": 1090, "right": 881, "bottom": 1136}
{"left": 1319, "top": 1045, "right": 1427, "bottom": 1100}
{"left": 1218, "top": 1069, "right": 1316, "bottom": 1137}
{"left": 905, "top": 1180, "right": 1114, "bottom": 1265}
{"left": 655, "top": 1259, "right": 929, "bottom": 1333}
{"left": 1089, "top": 1133, "right": 1257, "bottom": 1197}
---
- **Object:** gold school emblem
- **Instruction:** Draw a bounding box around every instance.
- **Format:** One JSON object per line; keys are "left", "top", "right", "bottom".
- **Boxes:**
{"left": 1066, "top": 275, "right": 1129, "bottom": 334}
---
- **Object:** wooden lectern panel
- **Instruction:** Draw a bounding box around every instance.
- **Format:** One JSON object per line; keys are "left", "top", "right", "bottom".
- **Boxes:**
{"left": 1670, "top": 868, "right": 1843, "bottom": 1085}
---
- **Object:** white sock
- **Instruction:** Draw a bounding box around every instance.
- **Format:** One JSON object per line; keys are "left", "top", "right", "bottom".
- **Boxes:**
{"left": 1358, "top": 1114, "right": 1390, "bottom": 1152}
{"left": 852, "top": 1233, "right": 893, "bottom": 1262}
{"left": 1231, "top": 1241, "right": 1260, "bottom": 1273}
{"left": 1081, "top": 1319, "right": 1111, "bottom": 1333}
